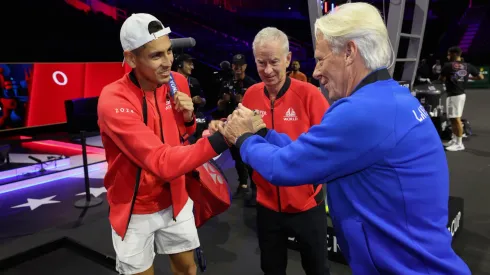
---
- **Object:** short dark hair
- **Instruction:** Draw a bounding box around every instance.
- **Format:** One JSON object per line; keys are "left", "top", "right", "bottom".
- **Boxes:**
{"left": 131, "top": 20, "right": 164, "bottom": 55}
{"left": 448, "top": 46, "right": 462, "bottom": 56}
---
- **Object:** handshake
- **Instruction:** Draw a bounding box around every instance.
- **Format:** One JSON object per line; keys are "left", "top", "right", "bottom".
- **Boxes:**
{"left": 208, "top": 104, "right": 267, "bottom": 145}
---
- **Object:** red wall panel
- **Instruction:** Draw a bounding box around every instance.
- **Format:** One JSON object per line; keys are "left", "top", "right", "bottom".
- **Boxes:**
{"left": 26, "top": 62, "right": 127, "bottom": 127}
{"left": 27, "top": 63, "right": 86, "bottom": 126}
{"left": 83, "top": 63, "right": 126, "bottom": 98}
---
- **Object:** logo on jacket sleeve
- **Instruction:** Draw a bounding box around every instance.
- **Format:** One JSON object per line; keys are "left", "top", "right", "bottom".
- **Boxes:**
{"left": 256, "top": 110, "right": 267, "bottom": 118}
{"left": 284, "top": 108, "right": 298, "bottom": 121}
{"left": 413, "top": 105, "right": 429, "bottom": 122}
{"left": 114, "top": 108, "right": 135, "bottom": 113}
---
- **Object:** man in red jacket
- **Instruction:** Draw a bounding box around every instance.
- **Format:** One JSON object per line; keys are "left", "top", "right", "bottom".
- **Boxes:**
{"left": 209, "top": 27, "right": 330, "bottom": 275}
{"left": 97, "top": 14, "right": 230, "bottom": 275}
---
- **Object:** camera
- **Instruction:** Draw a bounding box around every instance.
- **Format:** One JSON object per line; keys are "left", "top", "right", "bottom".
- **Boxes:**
{"left": 213, "top": 61, "right": 233, "bottom": 87}
{"left": 215, "top": 61, "right": 233, "bottom": 82}
{"left": 214, "top": 61, "right": 236, "bottom": 94}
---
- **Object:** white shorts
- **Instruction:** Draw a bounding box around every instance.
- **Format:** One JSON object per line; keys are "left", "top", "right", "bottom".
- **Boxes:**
{"left": 446, "top": 94, "right": 466, "bottom": 118}
{"left": 112, "top": 198, "right": 200, "bottom": 275}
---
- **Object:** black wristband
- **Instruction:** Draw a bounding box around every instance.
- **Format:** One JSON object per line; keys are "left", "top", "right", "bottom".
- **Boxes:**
{"left": 236, "top": 132, "right": 254, "bottom": 149}
{"left": 256, "top": 128, "right": 268, "bottom": 138}
{"left": 208, "top": 132, "right": 230, "bottom": 154}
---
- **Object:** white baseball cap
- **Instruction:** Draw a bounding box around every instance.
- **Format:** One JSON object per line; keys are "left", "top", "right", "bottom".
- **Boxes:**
{"left": 120, "top": 13, "right": 171, "bottom": 52}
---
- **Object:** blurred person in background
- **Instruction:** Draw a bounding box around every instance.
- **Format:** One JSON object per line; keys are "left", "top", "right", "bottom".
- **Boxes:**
{"left": 217, "top": 54, "right": 257, "bottom": 198}
{"left": 217, "top": 54, "right": 257, "bottom": 115}
{"left": 175, "top": 54, "right": 206, "bottom": 111}
{"left": 432, "top": 59, "right": 442, "bottom": 79}
{"left": 231, "top": 54, "right": 257, "bottom": 101}
{"left": 440, "top": 46, "right": 483, "bottom": 151}
{"left": 288, "top": 60, "right": 307, "bottom": 82}
{"left": 175, "top": 54, "right": 207, "bottom": 140}
{"left": 416, "top": 58, "right": 432, "bottom": 84}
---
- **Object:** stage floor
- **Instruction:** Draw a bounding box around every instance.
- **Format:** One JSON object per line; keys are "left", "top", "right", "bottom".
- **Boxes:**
{"left": 1, "top": 89, "right": 490, "bottom": 274}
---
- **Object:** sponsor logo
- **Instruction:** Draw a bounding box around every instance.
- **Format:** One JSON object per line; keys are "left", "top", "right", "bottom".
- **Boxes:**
{"left": 448, "top": 211, "right": 462, "bottom": 237}
{"left": 52, "top": 71, "right": 68, "bottom": 86}
{"left": 203, "top": 163, "right": 224, "bottom": 185}
{"left": 413, "top": 105, "right": 429, "bottom": 122}
{"left": 284, "top": 108, "right": 298, "bottom": 121}
{"left": 168, "top": 73, "right": 179, "bottom": 97}
{"left": 256, "top": 110, "right": 267, "bottom": 118}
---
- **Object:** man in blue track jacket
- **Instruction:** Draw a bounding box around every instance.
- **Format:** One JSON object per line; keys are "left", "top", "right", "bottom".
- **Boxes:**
{"left": 218, "top": 3, "right": 471, "bottom": 275}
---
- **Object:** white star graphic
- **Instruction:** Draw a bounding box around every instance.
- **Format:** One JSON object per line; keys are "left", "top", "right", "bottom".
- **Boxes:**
{"left": 11, "top": 195, "right": 61, "bottom": 211}
{"left": 76, "top": 187, "right": 107, "bottom": 198}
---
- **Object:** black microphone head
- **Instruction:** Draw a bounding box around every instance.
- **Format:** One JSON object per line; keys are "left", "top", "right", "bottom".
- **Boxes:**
{"left": 170, "top": 37, "right": 196, "bottom": 49}
{"left": 187, "top": 37, "right": 196, "bottom": 47}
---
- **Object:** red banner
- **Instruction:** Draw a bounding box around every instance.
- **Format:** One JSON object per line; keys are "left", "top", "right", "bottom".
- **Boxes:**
{"left": 26, "top": 62, "right": 127, "bottom": 127}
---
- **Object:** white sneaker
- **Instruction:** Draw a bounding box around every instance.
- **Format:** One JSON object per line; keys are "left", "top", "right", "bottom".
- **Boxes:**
{"left": 443, "top": 139, "right": 456, "bottom": 147}
{"left": 445, "top": 143, "right": 465, "bottom": 151}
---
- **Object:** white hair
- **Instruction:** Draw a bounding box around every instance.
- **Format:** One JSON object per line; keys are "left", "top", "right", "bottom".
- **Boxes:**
{"left": 314, "top": 2, "right": 392, "bottom": 70}
{"left": 252, "top": 27, "right": 290, "bottom": 57}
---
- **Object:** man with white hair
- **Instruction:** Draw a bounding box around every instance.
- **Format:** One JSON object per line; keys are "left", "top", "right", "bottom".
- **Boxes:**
{"left": 219, "top": 3, "right": 471, "bottom": 274}
{"left": 209, "top": 27, "right": 330, "bottom": 275}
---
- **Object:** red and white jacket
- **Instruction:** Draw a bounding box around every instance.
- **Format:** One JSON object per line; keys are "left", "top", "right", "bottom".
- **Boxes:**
{"left": 242, "top": 77, "right": 330, "bottom": 213}
{"left": 98, "top": 71, "right": 229, "bottom": 239}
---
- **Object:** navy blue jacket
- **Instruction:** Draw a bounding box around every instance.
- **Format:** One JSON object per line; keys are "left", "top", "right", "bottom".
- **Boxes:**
{"left": 236, "top": 69, "right": 470, "bottom": 274}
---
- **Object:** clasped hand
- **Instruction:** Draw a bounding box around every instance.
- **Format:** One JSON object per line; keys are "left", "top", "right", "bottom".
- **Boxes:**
{"left": 174, "top": 91, "right": 194, "bottom": 122}
{"left": 208, "top": 104, "right": 266, "bottom": 145}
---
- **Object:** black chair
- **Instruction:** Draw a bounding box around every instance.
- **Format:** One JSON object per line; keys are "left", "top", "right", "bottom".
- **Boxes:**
{"left": 64, "top": 97, "right": 100, "bottom": 134}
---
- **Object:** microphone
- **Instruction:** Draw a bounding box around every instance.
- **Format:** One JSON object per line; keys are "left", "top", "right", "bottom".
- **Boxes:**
{"left": 171, "top": 38, "right": 196, "bottom": 50}
{"left": 168, "top": 37, "right": 196, "bottom": 98}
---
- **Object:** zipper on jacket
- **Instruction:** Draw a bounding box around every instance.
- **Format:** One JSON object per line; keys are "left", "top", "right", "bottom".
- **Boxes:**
{"left": 155, "top": 92, "right": 176, "bottom": 222}
{"left": 270, "top": 99, "right": 282, "bottom": 213}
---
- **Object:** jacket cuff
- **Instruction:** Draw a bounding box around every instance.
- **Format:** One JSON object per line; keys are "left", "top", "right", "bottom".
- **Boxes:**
{"left": 184, "top": 116, "right": 196, "bottom": 127}
{"left": 208, "top": 132, "right": 231, "bottom": 154}
{"left": 236, "top": 132, "right": 254, "bottom": 150}
{"left": 255, "top": 128, "right": 268, "bottom": 138}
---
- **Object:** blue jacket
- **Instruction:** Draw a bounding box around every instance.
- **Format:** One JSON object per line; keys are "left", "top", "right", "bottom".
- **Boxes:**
{"left": 237, "top": 69, "right": 470, "bottom": 274}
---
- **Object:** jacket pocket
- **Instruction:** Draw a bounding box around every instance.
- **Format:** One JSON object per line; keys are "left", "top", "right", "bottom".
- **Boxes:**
{"left": 109, "top": 170, "right": 133, "bottom": 205}
{"left": 339, "top": 219, "right": 380, "bottom": 275}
